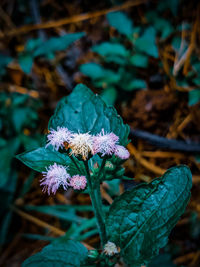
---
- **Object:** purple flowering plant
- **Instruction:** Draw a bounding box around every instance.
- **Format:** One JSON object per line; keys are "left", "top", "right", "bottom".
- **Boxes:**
{"left": 17, "top": 84, "right": 192, "bottom": 267}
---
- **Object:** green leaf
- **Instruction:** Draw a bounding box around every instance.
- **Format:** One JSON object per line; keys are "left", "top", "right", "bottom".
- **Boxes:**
{"left": 0, "top": 54, "right": 12, "bottom": 76}
{"left": 34, "top": 32, "right": 85, "bottom": 58}
{"left": 18, "top": 53, "right": 33, "bottom": 74}
{"left": 106, "top": 165, "right": 192, "bottom": 267}
{"left": 80, "top": 63, "right": 120, "bottom": 85}
{"left": 49, "top": 83, "right": 129, "bottom": 146}
{"left": 130, "top": 53, "right": 148, "bottom": 68}
{"left": 16, "top": 147, "right": 84, "bottom": 176}
{"left": 135, "top": 27, "right": 158, "bottom": 58}
{"left": 100, "top": 87, "right": 117, "bottom": 105}
{"left": 106, "top": 11, "right": 134, "bottom": 36}
{"left": 23, "top": 239, "right": 88, "bottom": 267}
{"left": 123, "top": 79, "right": 147, "bottom": 91}
{"left": 92, "top": 42, "right": 129, "bottom": 58}
{"left": 148, "top": 253, "right": 176, "bottom": 267}
{"left": 188, "top": 89, "right": 200, "bottom": 106}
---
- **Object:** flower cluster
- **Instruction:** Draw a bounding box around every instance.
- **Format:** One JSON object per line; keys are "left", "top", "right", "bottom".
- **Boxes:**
{"left": 41, "top": 163, "right": 87, "bottom": 195}
{"left": 46, "top": 127, "right": 130, "bottom": 160}
{"left": 41, "top": 127, "right": 130, "bottom": 195}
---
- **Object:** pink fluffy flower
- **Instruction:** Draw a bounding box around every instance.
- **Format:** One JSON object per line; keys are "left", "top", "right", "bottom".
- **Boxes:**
{"left": 46, "top": 126, "right": 72, "bottom": 151}
{"left": 70, "top": 175, "right": 87, "bottom": 190}
{"left": 40, "top": 163, "right": 71, "bottom": 195}
{"left": 114, "top": 145, "right": 130, "bottom": 160}
{"left": 93, "top": 129, "right": 119, "bottom": 157}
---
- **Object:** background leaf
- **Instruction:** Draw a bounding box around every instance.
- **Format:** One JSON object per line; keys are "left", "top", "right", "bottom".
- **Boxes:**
{"left": 188, "top": 89, "right": 200, "bottom": 106}
{"left": 34, "top": 32, "right": 85, "bottom": 58}
{"left": 106, "top": 11, "right": 134, "bottom": 36}
{"left": 92, "top": 42, "right": 129, "bottom": 58}
{"left": 130, "top": 53, "right": 149, "bottom": 68}
{"left": 134, "top": 27, "right": 159, "bottom": 58}
{"left": 80, "top": 63, "right": 120, "bottom": 85}
{"left": 106, "top": 165, "right": 192, "bottom": 266}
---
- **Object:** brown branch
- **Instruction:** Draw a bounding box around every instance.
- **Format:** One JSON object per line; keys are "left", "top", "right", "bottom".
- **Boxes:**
{"left": 0, "top": 0, "right": 147, "bottom": 39}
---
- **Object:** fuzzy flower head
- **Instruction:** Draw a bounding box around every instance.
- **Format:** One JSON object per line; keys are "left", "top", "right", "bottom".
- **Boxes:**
{"left": 46, "top": 126, "right": 72, "bottom": 151}
{"left": 114, "top": 145, "right": 130, "bottom": 160}
{"left": 40, "top": 163, "right": 71, "bottom": 195}
{"left": 103, "top": 241, "right": 119, "bottom": 256}
{"left": 69, "top": 132, "right": 93, "bottom": 160}
{"left": 70, "top": 175, "right": 87, "bottom": 190}
{"left": 93, "top": 129, "right": 119, "bottom": 157}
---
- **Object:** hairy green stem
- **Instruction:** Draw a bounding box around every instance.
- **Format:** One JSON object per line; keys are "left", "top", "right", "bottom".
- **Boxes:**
{"left": 84, "top": 161, "right": 107, "bottom": 246}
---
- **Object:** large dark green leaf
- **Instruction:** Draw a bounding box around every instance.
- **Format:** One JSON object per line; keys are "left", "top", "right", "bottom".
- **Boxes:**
{"left": 49, "top": 84, "right": 129, "bottom": 146}
{"left": 106, "top": 165, "right": 192, "bottom": 267}
{"left": 16, "top": 147, "right": 85, "bottom": 176}
{"left": 23, "top": 239, "right": 88, "bottom": 267}
{"left": 106, "top": 11, "right": 134, "bottom": 36}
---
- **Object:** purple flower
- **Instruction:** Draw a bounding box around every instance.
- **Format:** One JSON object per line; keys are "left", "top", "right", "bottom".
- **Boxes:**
{"left": 46, "top": 126, "right": 72, "bottom": 151}
{"left": 93, "top": 129, "right": 119, "bottom": 156}
{"left": 114, "top": 145, "right": 130, "bottom": 160}
{"left": 70, "top": 175, "right": 87, "bottom": 190}
{"left": 40, "top": 163, "right": 71, "bottom": 195}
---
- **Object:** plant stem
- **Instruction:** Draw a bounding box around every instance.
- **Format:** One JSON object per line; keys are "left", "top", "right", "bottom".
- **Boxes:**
{"left": 95, "top": 158, "right": 107, "bottom": 217}
{"left": 84, "top": 161, "right": 107, "bottom": 246}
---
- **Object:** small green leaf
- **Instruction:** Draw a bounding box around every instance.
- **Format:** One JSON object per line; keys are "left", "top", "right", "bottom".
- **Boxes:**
{"left": 0, "top": 54, "right": 12, "bottom": 76}
{"left": 123, "top": 79, "right": 147, "bottom": 91}
{"left": 135, "top": 27, "right": 158, "bottom": 58}
{"left": 22, "top": 239, "right": 88, "bottom": 267}
{"left": 18, "top": 53, "right": 33, "bottom": 74}
{"left": 80, "top": 63, "right": 120, "bottom": 85}
{"left": 100, "top": 87, "right": 117, "bottom": 105}
{"left": 34, "top": 32, "right": 85, "bottom": 58}
{"left": 188, "top": 89, "right": 200, "bottom": 106}
{"left": 106, "top": 165, "right": 192, "bottom": 267}
{"left": 92, "top": 42, "right": 129, "bottom": 58}
{"left": 130, "top": 54, "right": 148, "bottom": 68}
{"left": 107, "top": 11, "right": 134, "bottom": 36}
{"left": 49, "top": 84, "right": 129, "bottom": 146}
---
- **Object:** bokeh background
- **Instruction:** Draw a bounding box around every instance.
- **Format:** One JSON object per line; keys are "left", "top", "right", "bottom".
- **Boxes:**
{"left": 0, "top": 0, "right": 200, "bottom": 266}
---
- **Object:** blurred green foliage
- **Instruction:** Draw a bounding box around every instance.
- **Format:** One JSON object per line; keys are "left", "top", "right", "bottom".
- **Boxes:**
{"left": 0, "top": 92, "right": 43, "bottom": 244}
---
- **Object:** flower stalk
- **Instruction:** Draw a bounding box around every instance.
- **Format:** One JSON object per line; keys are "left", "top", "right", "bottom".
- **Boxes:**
{"left": 84, "top": 161, "right": 107, "bottom": 246}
